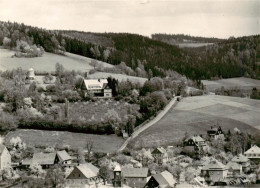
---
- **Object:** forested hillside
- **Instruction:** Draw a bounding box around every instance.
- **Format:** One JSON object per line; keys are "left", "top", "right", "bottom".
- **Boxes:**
{"left": 0, "top": 21, "right": 259, "bottom": 80}
{"left": 152, "top": 33, "right": 224, "bottom": 44}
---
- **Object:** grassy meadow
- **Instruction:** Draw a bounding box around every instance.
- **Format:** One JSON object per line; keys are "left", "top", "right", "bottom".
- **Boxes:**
{"left": 0, "top": 48, "right": 113, "bottom": 72}
{"left": 133, "top": 95, "right": 260, "bottom": 148}
{"left": 5, "top": 129, "right": 124, "bottom": 153}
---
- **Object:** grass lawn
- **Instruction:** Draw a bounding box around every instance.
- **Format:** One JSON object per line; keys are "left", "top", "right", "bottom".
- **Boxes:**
{"left": 133, "top": 95, "right": 260, "bottom": 148}
{"left": 5, "top": 129, "right": 124, "bottom": 153}
{"left": 0, "top": 48, "right": 113, "bottom": 72}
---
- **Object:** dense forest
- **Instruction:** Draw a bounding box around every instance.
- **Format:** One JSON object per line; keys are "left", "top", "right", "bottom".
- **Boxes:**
{"left": 0, "top": 21, "right": 259, "bottom": 80}
{"left": 151, "top": 33, "right": 225, "bottom": 43}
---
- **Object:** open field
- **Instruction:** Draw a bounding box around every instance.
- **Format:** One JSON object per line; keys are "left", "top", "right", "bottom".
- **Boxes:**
{"left": 202, "top": 77, "right": 260, "bottom": 92}
{"left": 5, "top": 129, "right": 124, "bottom": 153}
{"left": 0, "top": 48, "right": 113, "bottom": 72}
{"left": 133, "top": 95, "right": 260, "bottom": 148}
{"left": 178, "top": 43, "right": 214, "bottom": 48}
{"left": 88, "top": 72, "right": 148, "bottom": 85}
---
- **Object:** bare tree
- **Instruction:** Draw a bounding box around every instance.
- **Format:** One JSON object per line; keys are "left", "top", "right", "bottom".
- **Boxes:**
{"left": 86, "top": 139, "right": 93, "bottom": 162}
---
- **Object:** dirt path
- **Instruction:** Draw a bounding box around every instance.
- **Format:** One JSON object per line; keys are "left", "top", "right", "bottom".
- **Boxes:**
{"left": 117, "top": 97, "right": 177, "bottom": 152}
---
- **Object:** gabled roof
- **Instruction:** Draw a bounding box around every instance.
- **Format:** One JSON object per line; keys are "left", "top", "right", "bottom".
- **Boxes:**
{"left": 245, "top": 145, "right": 260, "bottom": 154}
{"left": 82, "top": 79, "right": 108, "bottom": 90}
{"left": 76, "top": 163, "right": 99, "bottom": 179}
{"left": 32, "top": 152, "right": 57, "bottom": 165}
{"left": 152, "top": 147, "right": 167, "bottom": 154}
{"left": 56, "top": 150, "right": 71, "bottom": 162}
{"left": 202, "top": 160, "right": 227, "bottom": 171}
{"left": 160, "top": 171, "right": 176, "bottom": 186}
{"left": 231, "top": 154, "right": 249, "bottom": 163}
{"left": 122, "top": 168, "right": 149, "bottom": 178}
{"left": 0, "top": 144, "right": 6, "bottom": 156}
{"left": 226, "top": 162, "right": 241, "bottom": 170}
{"left": 114, "top": 165, "right": 121, "bottom": 171}
{"left": 186, "top": 136, "right": 205, "bottom": 143}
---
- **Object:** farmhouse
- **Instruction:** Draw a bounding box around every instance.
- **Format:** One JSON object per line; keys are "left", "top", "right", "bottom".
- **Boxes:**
{"left": 244, "top": 145, "right": 260, "bottom": 165}
{"left": 66, "top": 163, "right": 99, "bottom": 188}
{"left": 21, "top": 150, "right": 71, "bottom": 169}
{"left": 80, "top": 78, "right": 112, "bottom": 98}
{"left": 56, "top": 150, "right": 72, "bottom": 165}
{"left": 226, "top": 161, "right": 242, "bottom": 177}
{"left": 151, "top": 147, "right": 168, "bottom": 164}
{"left": 31, "top": 152, "right": 59, "bottom": 169}
{"left": 231, "top": 154, "right": 250, "bottom": 172}
{"left": 113, "top": 165, "right": 150, "bottom": 188}
{"left": 0, "top": 144, "right": 11, "bottom": 171}
{"left": 184, "top": 135, "right": 206, "bottom": 152}
{"left": 201, "top": 160, "right": 228, "bottom": 182}
{"left": 207, "top": 126, "right": 224, "bottom": 139}
{"left": 145, "top": 170, "right": 176, "bottom": 188}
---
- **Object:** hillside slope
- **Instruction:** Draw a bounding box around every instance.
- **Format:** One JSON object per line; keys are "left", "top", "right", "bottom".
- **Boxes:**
{"left": 133, "top": 95, "right": 260, "bottom": 148}
{"left": 0, "top": 48, "right": 113, "bottom": 72}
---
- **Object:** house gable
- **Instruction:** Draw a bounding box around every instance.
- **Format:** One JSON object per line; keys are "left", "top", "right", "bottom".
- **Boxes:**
{"left": 67, "top": 166, "right": 88, "bottom": 179}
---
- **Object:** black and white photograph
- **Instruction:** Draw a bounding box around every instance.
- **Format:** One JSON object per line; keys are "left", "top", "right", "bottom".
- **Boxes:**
{"left": 0, "top": 0, "right": 259, "bottom": 187}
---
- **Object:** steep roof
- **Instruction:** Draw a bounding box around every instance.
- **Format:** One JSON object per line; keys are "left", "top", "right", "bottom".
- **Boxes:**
{"left": 114, "top": 165, "right": 121, "bottom": 171}
{"left": 161, "top": 171, "right": 176, "bottom": 187}
{"left": 226, "top": 162, "right": 242, "bottom": 170}
{"left": 83, "top": 79, "right": 108, "bottom": 90}
{"left": 76, "top": 163, "right": 99, "bottom": 179}
{"left": 186, "top": 136, "right": 205, "bottom": 143}
{"left": 32, "top": 152, "right": 56, "bottom": 165}
{"left": 122, "top": 168, "right": 149, "bottom": 178}
{"left": 0, "top": 144, "right": 6, "bottom": 156}
{"left": 245, "top": 145, "right": 260, "bottom": 154}
{"left": 231, "top": 154, "right": 249, "bottom": 163}
{"left": 56, "top": 150, "right": 71, "bottom": 162}
{"left": 152, "top": 147, "right": 167, "bottom": 154}
{"left": 202, "top": 160, "right": 227, "bottom": 171}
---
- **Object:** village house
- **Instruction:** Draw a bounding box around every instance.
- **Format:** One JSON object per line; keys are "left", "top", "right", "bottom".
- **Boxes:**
{"left": 80, "top": 78, "right": 112, "bottom": 98}
{"left": 56, "top": 150, "right": 72, "bottom": 165}
{"left": 183, "top": 135, "right": 206, "bottom": 152}
{"left": 244, "top": 145, "right": 260, "bottom": 160}
{"left": 231, "top": 154, "right": 250, "bottom": 172}
{"left": 201, "top": 160, "right": 228, "bottom": 183}
{"left": 207, "top": 126, "right": 224, "bottom": 139}
{"left": 26, "top": 68, "right": 35, "bottom": 80}
{"left": 226, "top": 161, "right": 242, "bottom": 177}
{"left": 0, "top": 144, "right": 11, "bottom": 171}
{"left": 145, "top": 170, "right": 176, "bottom": 188}
{"left": 113, "top": 165, "right": 150, "bottom": 188}
{"left": 151, "top": 147, "right": 168, "bottom": 164}
{"left": 66, "top": 163, "right": 100, "bottom": 188}
{"left": 21, "top": 150, "right": 71, "bottom": 169}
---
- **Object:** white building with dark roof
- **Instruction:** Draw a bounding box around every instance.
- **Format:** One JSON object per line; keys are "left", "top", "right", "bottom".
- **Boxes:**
{"left": 151, "top": 147, "right": 168, "bottom": 164}
{"left": 80, "top": 79, "right": 112, "bottom": 98}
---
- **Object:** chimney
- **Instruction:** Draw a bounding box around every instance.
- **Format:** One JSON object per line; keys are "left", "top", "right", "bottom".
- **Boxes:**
{"left": 84, "top": 72, "right": 88, "bottom": 78}
{"left": 98, "top": 79, "right": 100, "bottom": 82}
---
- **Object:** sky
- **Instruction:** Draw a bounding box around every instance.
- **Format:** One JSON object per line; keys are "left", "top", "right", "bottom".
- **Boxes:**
{"left": 0, "top": 0, "right": 259, "bottom": 39}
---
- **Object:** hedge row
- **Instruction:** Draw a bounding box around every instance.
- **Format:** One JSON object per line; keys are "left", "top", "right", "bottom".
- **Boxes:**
{"left": 18, "top": 119, "right": 114, "bottom": 135}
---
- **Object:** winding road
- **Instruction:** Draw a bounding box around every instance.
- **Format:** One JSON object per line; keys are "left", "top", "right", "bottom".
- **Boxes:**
{"left": 117, "top": 97, "right": 178, "bottom": 152}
